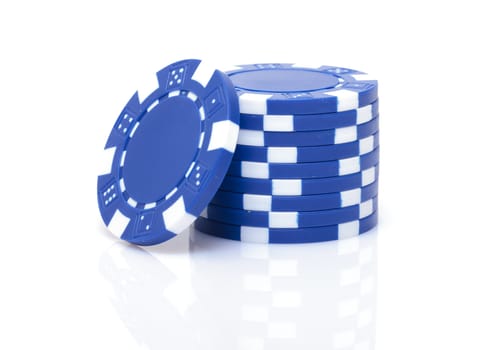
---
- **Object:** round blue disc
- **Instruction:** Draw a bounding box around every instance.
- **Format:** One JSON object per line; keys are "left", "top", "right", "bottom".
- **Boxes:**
{"left": 225, "top": 64, "right": 378, "bottom": 115}
{"left": 123, "top": 97, "right": 200, "bottom": 203}
{"left": 229, "top": 69, "right": 340, "bottom": 92}
{"left": 97, "top": 59, "right": 240, "bottom": 246}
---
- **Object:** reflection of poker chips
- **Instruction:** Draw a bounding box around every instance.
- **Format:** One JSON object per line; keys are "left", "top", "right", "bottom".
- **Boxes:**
{"left": 99, "top": 242, "right": 200, "bottom": 348}
{"left": 97, "top": 59, "right": 240, "bottom": 245}
{"left": 189, "top": 229, "right": 378, "bottom": 348}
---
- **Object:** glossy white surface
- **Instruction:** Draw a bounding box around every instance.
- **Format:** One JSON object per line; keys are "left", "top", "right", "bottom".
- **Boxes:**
{"left": 1, "top": 1, "right": 482, "bottom": 349}
{"left": 99, "top": 230, "right": 377, "bottom": 349}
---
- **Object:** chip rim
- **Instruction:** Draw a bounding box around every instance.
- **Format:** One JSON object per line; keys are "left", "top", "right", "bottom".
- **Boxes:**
{"left": 194, "top": 211, "right": 379, "bottom": 244}
{"left": 211, "top": 180, "right": 378, "bottom": 212}
{"left": 203, "top": 197, "right": 378, "bottom": 228}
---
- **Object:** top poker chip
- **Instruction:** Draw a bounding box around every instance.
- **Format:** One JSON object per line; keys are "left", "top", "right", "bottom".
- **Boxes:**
{"left": 97, "top": 59, "right": 240, "bottom": 246}
{"left": 225, "top": 63, "right": 378, "bottom": 115}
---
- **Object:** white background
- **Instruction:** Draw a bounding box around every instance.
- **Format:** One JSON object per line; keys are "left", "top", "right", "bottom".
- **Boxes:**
{"left": 1, "top": 0, "right": 482, "bottom": 349}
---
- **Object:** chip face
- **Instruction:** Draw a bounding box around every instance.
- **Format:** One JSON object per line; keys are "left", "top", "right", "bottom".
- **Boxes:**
{"left": 225, "top": 64, "right": 378, "bottom": 115}
{"left": 97, "top": 59, "right": 240, "bottom": 246}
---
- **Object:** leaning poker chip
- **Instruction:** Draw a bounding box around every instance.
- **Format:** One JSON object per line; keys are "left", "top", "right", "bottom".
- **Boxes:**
{"left": 239, "top": 100, "right": 379, "bottom": 132}
{"left": 237, "top": 117, "right": 378, "bottom": 147}
{"left": 225, "top": 63, "right": 378, "bottom": 115}
{"left": 229, "top": 147, "right": 379, "bottom": 179}
{"left": 203, "top": 197, "right": 377, "bottom": 228}
{"left": 219, "top": 166, "right": 378, "bottom": 195}
{"left": 194, "top": 212, "right": 378, "bottom": 244}
{"left": 210, "top": 180, "right": 378, "bottom": 212}
{"left": 97, "top": 59, "right": 240, "bottom": 246}
{"left": 233, "top": 133, "right": 379, "bottom": 163}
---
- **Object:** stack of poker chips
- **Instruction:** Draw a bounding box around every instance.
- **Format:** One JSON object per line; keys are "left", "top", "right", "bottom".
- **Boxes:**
{"left": 195, "top": 64, "right": 379, "bottom": 244}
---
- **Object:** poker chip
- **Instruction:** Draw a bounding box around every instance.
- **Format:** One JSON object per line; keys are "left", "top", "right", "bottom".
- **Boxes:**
{"left": 225, "top": 63, "right": 378, "bottom": 115}
{"left": 202, "top": 197, "right": 377, "bottom": 228}
{"left": 239, "top": 100, "right": 379, "bottom": 132}
{"left": 228, "top": 147, "right": 379, "bottom": 179}
{"left": 233, "top": 132, "right": 379, "bottom": 163}
{"left": 97, "top": 61, "right": 379, "bottom": 245}
{"left": 194, "top": 212, "right": 378, "bottom": 244}
{"left": 97, "top": 59, "right": 240, "bottom": 245}
{"left": 220, "top": 166, "right": 378, "bottom": 195}
{"left": 237, "top": 117, "right": 378, "bottom": 147}
{"left": 210, "top": 181, "right": 378, "bottom": 212}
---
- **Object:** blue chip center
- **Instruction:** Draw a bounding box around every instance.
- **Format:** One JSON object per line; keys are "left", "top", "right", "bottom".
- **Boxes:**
{"left": 229, "top": 68, "right": 340, "bottom": 93}
{"left": 122, "top": 96, "right": 200, "bottom": 204}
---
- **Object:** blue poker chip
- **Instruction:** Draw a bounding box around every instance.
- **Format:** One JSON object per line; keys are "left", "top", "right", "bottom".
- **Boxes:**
{"left": 203, "top": 197, "right": 377, "bottom": 228}
{"left": 237, "top": 117, "right": 378, "bottom": 147}
{"left": 97, "top": 59, "right": 240, "bottom": 246}
{"left": 225, "top": 63, "right": 378, "bottom": 115}
{"left": 211, "top": 180, "right": 378, "bottom": 211}
{"left": 229, "top": 147, "right": 379, "bottom": 179}
{"left": 219, "top": 166, "right": 378, "bottom": 195}
{"left": 240, "top": 100, "right": 379, "bottom": 132}
{"left": 233, "top": 132, "right": 379, "bottom": 164}
{"left": 194, "top": 212, "right": 378, "bottom": 244}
